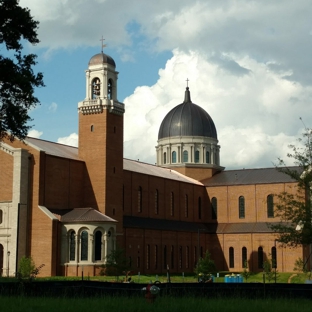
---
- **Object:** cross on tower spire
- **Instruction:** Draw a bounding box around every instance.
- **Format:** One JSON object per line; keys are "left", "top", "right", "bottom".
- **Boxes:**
{"left": 100, "top": 36, "right": 107, "bottom": 53}
{"left": 186, "top": 78, "right": 189, "bottom": 88}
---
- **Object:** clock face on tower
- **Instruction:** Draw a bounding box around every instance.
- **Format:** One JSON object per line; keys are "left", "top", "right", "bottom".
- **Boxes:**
{"left": 92, "top": 78, "right": 101, "bottom": 99}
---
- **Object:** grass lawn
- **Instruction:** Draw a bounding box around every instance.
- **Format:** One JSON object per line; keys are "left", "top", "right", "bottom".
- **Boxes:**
{"left": 0, "top": 296, "right": 311, "bottom": 312}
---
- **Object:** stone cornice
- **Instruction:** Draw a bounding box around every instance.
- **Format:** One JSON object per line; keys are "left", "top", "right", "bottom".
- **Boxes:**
{"left": 78, "top": 99, "right": 125, "bottom": 116}
{"left": 0, "top": 142, "right": 17, "bottom": 155}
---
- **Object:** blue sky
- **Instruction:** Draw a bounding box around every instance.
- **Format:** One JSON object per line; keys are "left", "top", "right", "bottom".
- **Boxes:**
{"left": 17, "top": 0, "right": 312, "bottom": 168}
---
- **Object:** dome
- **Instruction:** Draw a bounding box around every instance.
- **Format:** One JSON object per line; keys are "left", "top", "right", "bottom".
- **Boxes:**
{"left": 158, "top": 87, "right": 217, "bottom": 140}
{"left": 88, "top": 52, "right": 116, "bottom": 67}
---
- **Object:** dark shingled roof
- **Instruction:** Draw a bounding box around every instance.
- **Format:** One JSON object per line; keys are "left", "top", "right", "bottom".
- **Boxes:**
{"left": 202, "top": 167, "right": 299, "bottom": 186}
{"left": 123, "top": 216, "right": 280, "bottom": 234}
{"left": 50, "top": 208, "right": 117, "bottom": 223}
{"left": 158, "top": 87, "right": 217, "bottom": 140}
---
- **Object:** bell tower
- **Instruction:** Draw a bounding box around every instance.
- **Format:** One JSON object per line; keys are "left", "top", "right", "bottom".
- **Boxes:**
{"left": 78, "top": 49, "right": 125, "bottom": 234}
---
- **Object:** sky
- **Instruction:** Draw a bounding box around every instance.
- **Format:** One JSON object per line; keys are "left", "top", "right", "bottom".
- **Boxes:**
{"left": 17, "top": 0, "right": 312, "bottom": 169}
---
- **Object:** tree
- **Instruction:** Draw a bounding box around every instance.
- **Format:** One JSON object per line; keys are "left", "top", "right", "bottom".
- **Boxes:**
{"left": 242, "top": 260, "right": 251, "bottom": 282}
{"left": 102, "top": 246, "right": 130, "bottom": 281}
{"left": 0, "top": 0, "right": 44, "bottom": 142}
{"left": 269, "top": 127, "right": 312, "bottom": 248}
{"left": 194, "top": 250, "right": 216, "bottom": 281}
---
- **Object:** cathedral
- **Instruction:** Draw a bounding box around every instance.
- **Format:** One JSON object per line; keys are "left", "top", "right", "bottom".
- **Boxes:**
{"left": 0, "top": 51, "right": 307, "bottom": 277}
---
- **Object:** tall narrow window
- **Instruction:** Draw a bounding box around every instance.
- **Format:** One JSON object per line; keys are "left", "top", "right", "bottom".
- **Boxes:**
{"left": 186, "top": 246, "right": 189, "bottom": 269}
{"left": 185, "top": 194, "right": 188, "bottom": 217}
{"left": 195, "top": 150, "right": 200, "bottom": 163}
{"left": 239, "top": 196, "right": 245, "bottom": 219}
{"left": 164, "top": 152, "right": 167, "bottom": 164}
{"left": 211, "top": 197, "right": 217, "bottom": 220}
{"left": 94, "top": 230, "right": 102, "bottom": 261}
{"left": 0, "top": 210, "right": 3, "bottom": 224}
{"left": 206, "top": 151, "right": 210, "bottom": 163}
{"left": 163, "top": 246, "right": 167, "bottom": 269}
{"left": 258, "top": 247, "right": 263, "bottom": 269}
{"left": 229, "top": 247, "right": 234, "bottom": 268}
{"left": 155, "top": 245, "right": 158, "bottom": 269}
{"left": 69, "top": 231, "right": 76, "bottom": 261}
{"left": 179, "top": 246, "right": 183, "bottom": 269}
{"left": 198, "top": 197, "right": 202, "bottom": 219}
{"left": 271, "top": 246, "right": 277, "bottom": 269}
{"left": 172, "top": 151, "right": 176, "bottom": 163}
{"left": 183, "top": 150, "right": 188, "bottom": 162}
{"left": 194, "top": 246, "right": 197, "bottom": 267}
{"left": 267, "top": 194, "right": 274, "bottom": 218}
{"left": 242, "top": 247, "right": 247, "bottom": 268}
{"left": 170, "top": 192, "right": 174, "bottom": 216}
{"left": 155, "top": 190, "right": 159, "bottom": 215}
{"left": 91, "top": 125, "right": 94, "bottom": 132}
{"left": 138, "top": 186, "right": 142, "bottom": 213}
{"left": 108, "top": 78, "right": 113, "bottom": 99}
{"left": 81, "top": 231, "right": 88, "bottom": 261}
{"left": 146, "top": 244, "right": 150, "bottom": 269}
{"left": 171, "top": 245, "right": 174, "bottom": 269}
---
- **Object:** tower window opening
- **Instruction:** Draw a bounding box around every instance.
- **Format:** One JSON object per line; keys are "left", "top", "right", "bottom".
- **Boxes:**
{"left": 206, "top": 151, "right": 210, "bottom": 163}
{"left": 108, "top": 79, "right": 113, "bottom": 99}
{"left": 195, "top": 150, "right": 200, "bottom": 163}
{"left": 211, "top": 197, "right": 217, "bottom": 220}
{"left": 172, "top": 151, "right": 176, "bottom": 163}
{"left": 183, "top": 150, "right": 188, "bottom": 162}
{"left": 91, "top": 125, "right": 94, "bottom": 132}
{"left": 92, "top": 78, "right": 101, "bottom": 99}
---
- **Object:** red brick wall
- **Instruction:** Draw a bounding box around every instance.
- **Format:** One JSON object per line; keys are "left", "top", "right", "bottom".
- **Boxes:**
{"left": 0, "top": 149, "right": 13, "bottom": 201}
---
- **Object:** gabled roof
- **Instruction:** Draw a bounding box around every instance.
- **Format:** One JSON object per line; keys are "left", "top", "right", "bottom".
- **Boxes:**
{"left": 50, "top": 207, "right": 117, "bottom": 223}
{"left": 202, "top": 167, "right": 298, "bottom": 187}
{"left": 25, "top": 137, "right": 80, "bottom": 160}
{"left": 123, "top": 158, "right": 203, "bottom": 185}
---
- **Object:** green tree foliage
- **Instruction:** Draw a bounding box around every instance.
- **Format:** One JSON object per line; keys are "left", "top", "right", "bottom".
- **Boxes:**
{"left": 18, "top": 256, "right": 35, "bottom": 278}
{"left": 242, "top": 260, "right": 251, "bottom": 282}
{"left": 263, "top": 255, "right": 278, "bottom": 283}
{"left": 269, "top": 127, "right": 312, "bottom": 247}
{"left": 0, "top": 0, "right": 44, "bottom": 141}
{"left": 194, "top": 250, "right": 216, "bottom": 278}
{"left": 102, "top": 247, "right": 130, "bottom": 281}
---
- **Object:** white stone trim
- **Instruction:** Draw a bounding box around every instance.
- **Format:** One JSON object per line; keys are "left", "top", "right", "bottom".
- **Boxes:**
{"left": 38, "top": 205, "right": 58, "bottom": 220}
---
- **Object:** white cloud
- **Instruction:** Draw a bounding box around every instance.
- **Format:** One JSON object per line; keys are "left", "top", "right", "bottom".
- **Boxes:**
{"left": 124, "top": 49, "right": 312, "bottom": 168}
{"left": 48, "top": 102, "right": 57, "bottom": 112}
{"left": 27, "top": 129, "right": 43, "bottom": 138}
{"left": 57, "top": 133, "right": 78, "bottom": 147}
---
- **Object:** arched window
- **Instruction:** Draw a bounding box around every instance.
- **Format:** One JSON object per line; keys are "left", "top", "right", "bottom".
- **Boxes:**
{"left": 195, "top": 150, "right": 200, "bottom": 163}
{"left": 198, "top": 197, "right": 202, "bottom": 219}
{"left": 185, "top": 194, "right": 188, "bottom": 217}
{"left": 242, "top": 247, "right": 247, "bottom": 268}
{"left": 229, "top": 247, "right": 234, "bottom": 268}
{"left": 239, "top": 196, "right": 245, "bottom": 219}
{"left": 183, "top": 150, "right": 188, "bottom": 162}
{"left": 186, "top": 246, "right": 189, "bottom": 269}
{"left": 155, "top": 189, "right": 159, "bottom": 215}
{"left": 81, "top": 231, "right": 88, "bottom": 261}
{"left": 163, "top": 246, "right": 167, "bottom": 269}
{"left": 206, "top": 151, "right": 210, "bottom": 163}
{"left": 94, "top": 230, "right": 102, "bottom": 261}
{"left": 92, "top": 78, "right": 100, "bottom": 99}
{"left": 138, "top": 186, "right": 142, "bottom": 213}
{"left": 154, "top": 245, "right": 158, "bottom": 269}
{"left": 146, "top": 244, "right": 150, "bottom": 269}
{"left": 164, "top": 152, "right": 167, "bottom": 164}
{"left": 90, "top": 125, "right": 94, "bottom": 132}
{"left": 69, "top": 231, "right": 76, "bottom": 261}
{"left": 179, "top": 246, "right": 183, "bottom": 269}
{"left": 211, "top": 197, "right": 217, "bottom": 220}
{"left": 258, "top": 247, "right": 263, "bottom": 269}
{"left": 108, "top": 78, "right": 113, "bottom": 99}
{"left": 171, "top": 245, "right": 174, "bottom": 269}
{"left": 170, "top": 192, "right": 174, "bottom": 216}
{"left": 172, "top": 151, "right": 176, "bottom": 163}
{"left": 271, "top": 246, "right": 277, "bottom": 269}
{"left": 267, "top": 194, "right": 274, "bottom": 218}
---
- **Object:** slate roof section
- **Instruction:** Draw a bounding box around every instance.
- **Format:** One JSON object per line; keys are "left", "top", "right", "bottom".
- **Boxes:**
{"left": 124, "top": 158, "right": 203, "bottom": 185}
{"left": 123, "top": 216, "right": 280, "bottom": 234}
{"left": 25, "top": 137, "right": 80, "bottom": 161}
{"left": 202, "top": 167, "right": 299, "bottom": 186}
{"left": 49, "top": 207, "right": 117, "bottom": 223}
